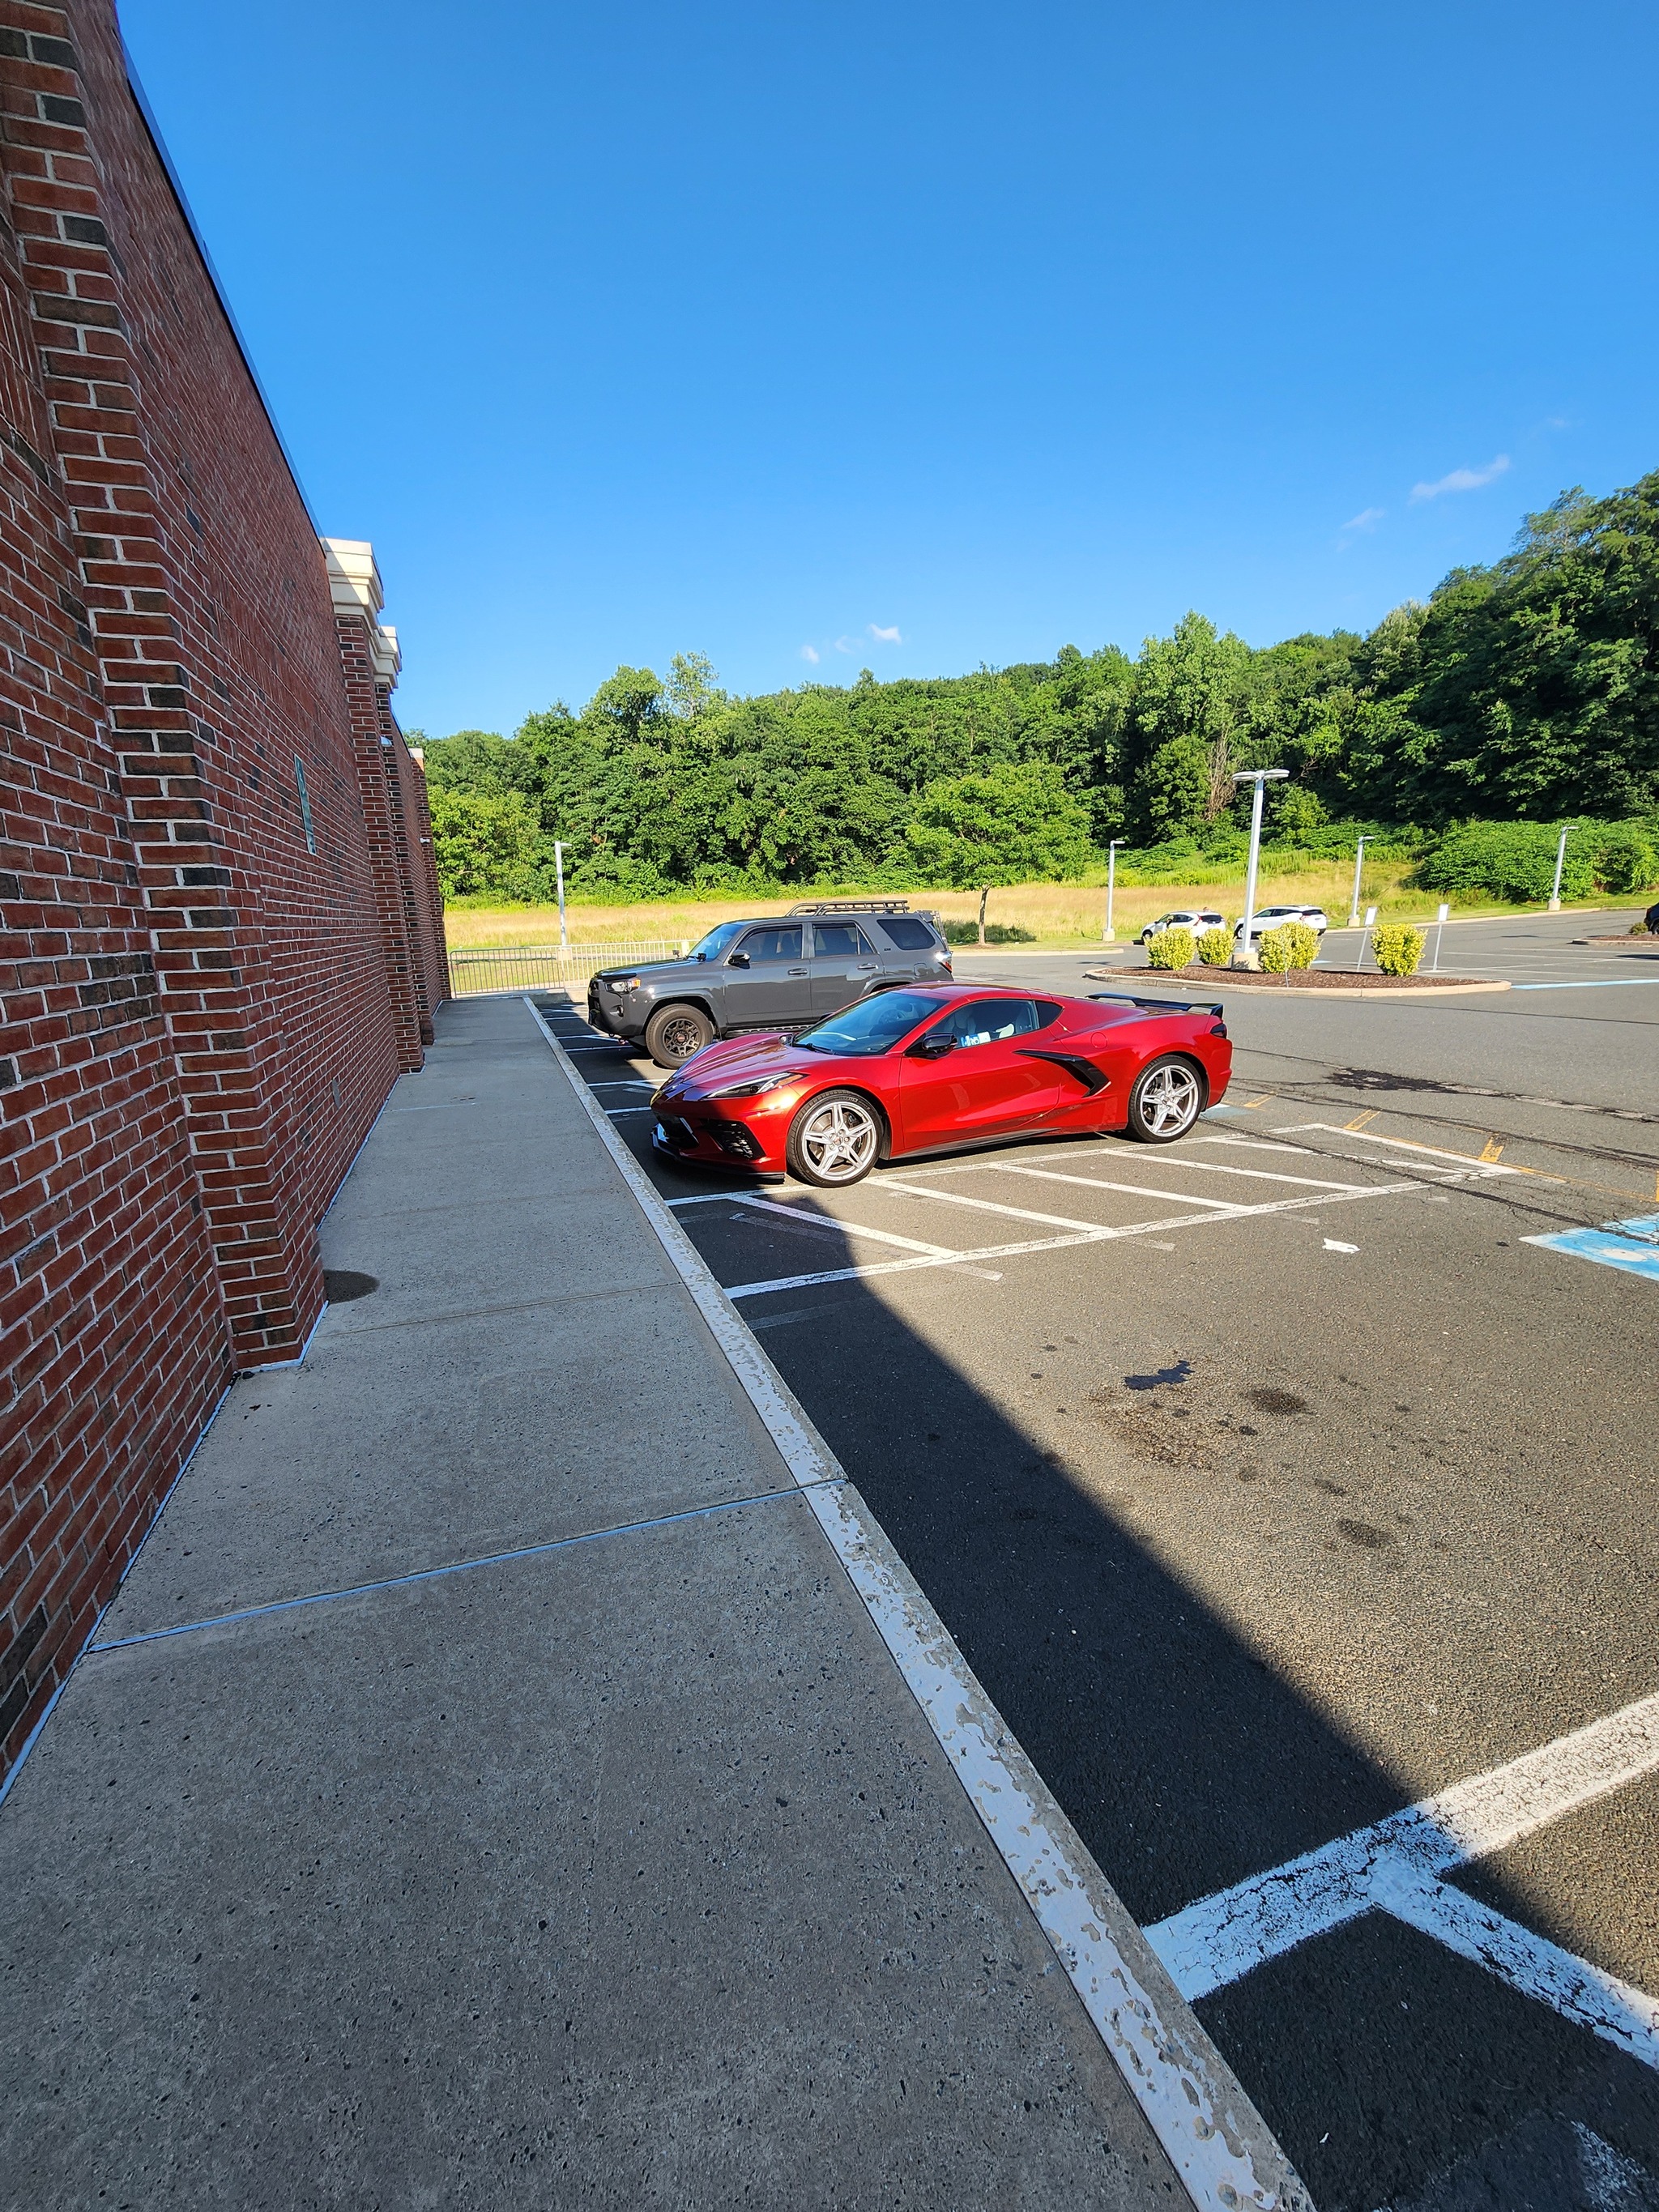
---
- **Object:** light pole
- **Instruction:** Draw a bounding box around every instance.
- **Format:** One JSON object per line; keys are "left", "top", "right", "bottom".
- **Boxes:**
{"left": 1547, "top": 825, "right": 1568, "bottom": 913}
{"left": 1348, "top": 834, "right": 1367, "bottom": 927}
{"left": 1102, "top": 840, "right": 1124, "bottom": 943}
{"left": 554, "top": 838, "right": 569, "bottom": 951}
{"left": 1232, "top": 768, "right": 1289, "bottom": 967}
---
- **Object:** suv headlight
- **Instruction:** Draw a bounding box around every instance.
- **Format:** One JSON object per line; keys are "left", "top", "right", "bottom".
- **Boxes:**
{"left": 610, "top": 975, "right": 640, "bottom": 994}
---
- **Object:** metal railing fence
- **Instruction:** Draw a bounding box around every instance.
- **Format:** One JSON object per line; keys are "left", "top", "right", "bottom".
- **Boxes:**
{"left": 446, "top": 941, "right": 687, "bottom": 996}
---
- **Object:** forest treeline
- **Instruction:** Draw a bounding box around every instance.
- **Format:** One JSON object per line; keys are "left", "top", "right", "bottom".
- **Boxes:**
{"left": 420, "top": 471, "right": 1659, "bottom": 903}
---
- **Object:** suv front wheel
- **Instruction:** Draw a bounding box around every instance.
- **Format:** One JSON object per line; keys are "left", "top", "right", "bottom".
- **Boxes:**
{"left": 644, "top": 1003, "right": 714, "bottom": 1066}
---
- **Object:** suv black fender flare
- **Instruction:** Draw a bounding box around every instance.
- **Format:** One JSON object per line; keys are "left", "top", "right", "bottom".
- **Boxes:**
{"left": 645, "top": 992, "right": 718, "bottom": 1029}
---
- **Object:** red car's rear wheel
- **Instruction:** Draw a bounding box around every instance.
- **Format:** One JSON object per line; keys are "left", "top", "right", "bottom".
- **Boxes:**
{"left": 1125, "top": 1055, "right": 1205, "bottom": 1142}
{"left": 787, "top": 1090, "right": 883, "bottom": 1187}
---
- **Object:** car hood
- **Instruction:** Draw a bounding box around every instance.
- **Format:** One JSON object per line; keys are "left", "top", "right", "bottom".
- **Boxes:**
{"left": 657, "top": 1033, "right": 832, "bottom": 1099}
{"left": 593, "top": 958, "right": 696, "bottom": 984}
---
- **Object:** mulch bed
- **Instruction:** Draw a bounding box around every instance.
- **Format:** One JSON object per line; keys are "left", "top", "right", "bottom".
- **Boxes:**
{"left": 1578, "top": 935, "right": 1659, "bottom": 947}
{"left": 1117, "top": 963, "right": 1495, "bottom": 991}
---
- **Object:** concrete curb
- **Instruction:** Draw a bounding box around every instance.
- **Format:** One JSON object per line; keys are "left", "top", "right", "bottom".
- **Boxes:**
{"left": 1084, "top": 971, "right": 1514, "bottom": 999}
{"left": 523, "top": 994, "right": 1312, "bottom": 2212}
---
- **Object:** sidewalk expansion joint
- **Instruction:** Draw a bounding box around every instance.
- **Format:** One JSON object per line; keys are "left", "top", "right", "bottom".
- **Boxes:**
{"left": 323, "top": 1275, "right": 677, "bottom": 1337}
{"left": 86, "top": 1484, "right": 838, "bottom": 1656}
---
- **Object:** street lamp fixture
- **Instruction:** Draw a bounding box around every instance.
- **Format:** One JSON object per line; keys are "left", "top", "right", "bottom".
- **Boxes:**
{"left": 1102, "top": 839, "right": 1125, "bottom": 942}
{"left": 1348, "top": 834, "right": 1367, "bottom": 928}
{"left": 1548, "top": 825, "right": 1569, "bottom": 913}
{"left": 1232, "top": 769, "right": 1289, "bottom": 967}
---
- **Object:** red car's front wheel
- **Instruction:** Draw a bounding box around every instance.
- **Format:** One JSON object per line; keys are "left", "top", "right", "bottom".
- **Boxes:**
{"left": 787, "top": 1090, "right": 883, "bottom": 1187}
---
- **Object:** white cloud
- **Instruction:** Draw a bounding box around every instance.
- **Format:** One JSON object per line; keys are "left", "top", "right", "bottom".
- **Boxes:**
{"left": 834, "top": 635, "right": 858, "bottom": 654}
{"left": 1410, "top": 454, "right": 1510, "bottom": 501}
{"left": 1341, "top": 507, "right": 1385, "bottom": 533}
{"left": 868, "top": 622, "right": 902, "bottom": 644}
{"left": 800, "top": 643, "right": 820, "bottom": 664}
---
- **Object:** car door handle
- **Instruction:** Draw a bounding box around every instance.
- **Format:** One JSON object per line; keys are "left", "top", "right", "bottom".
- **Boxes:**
{"left": 787, "top": 967, "right": 808, "bottom": 976}
{"left": 854, "top": 961, "right": 876, "bottom": 970}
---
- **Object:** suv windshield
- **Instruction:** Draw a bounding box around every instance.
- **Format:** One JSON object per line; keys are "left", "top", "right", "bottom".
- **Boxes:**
{"left": 795, "top": 991, "right": 937, "bottom": 1055}
{"left": 688, "top": 922, "right": 744, "bottom": 960}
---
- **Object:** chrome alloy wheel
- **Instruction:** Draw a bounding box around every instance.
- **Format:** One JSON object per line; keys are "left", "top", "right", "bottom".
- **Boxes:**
{"left": 798, "top": 1097, "right": 880, "bottom": 1183}
{"left": 1137, "top": 1060, "right": 1201, "bottom": 1136}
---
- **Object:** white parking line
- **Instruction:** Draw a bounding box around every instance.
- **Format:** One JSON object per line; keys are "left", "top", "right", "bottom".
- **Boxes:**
{"left": 1145, "top": 1690, "right": 1659, "bottom": 2068}
{"left": 731, "top": 1193, "right": 957, "bottom": 1256}
{"left": 724, "top": 1195, "right": 1004, "bottom": 1281}
{"left": 1142, "top": 1160, "right": 1375, "bottom": 1192}
{"left": 1275, "top": 1123, "right": 1522, "bottom": 1174}
{"left": 1371, "top": 1864, "right": 1659, "bottom": 2071}
{"left": 990, "top": 1166, "right": 1255, "bottom": 1213}
{"left": 722, "top": 1180, "right": 1424, "bottom": 1299}
{"left": 871, "top": 1179, "right": 1117, "bottom": 1233}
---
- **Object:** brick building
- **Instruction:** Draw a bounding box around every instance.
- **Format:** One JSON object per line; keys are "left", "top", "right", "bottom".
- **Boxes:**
{"left": 0, "top": 2, "right": 447, "bottom": 1783}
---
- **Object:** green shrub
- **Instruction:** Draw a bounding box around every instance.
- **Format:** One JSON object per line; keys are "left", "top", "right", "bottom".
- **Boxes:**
{"left": 941, "top": 920, "right": 1037, "bottom": 944}
{"left": 1418, "top": 821, "right": 1595, "bottom": 903}
{"left": 1146, "top": 927, "right": 1196, "bottom": 970}
{"left": 1196, "top": 926, "right": 1232, "bottom": 965}
{"left": 1595, "top": 825, "right": 1659, "bottom": 895}
{"left": 1257, "top": 926, "right": 1294, "bottom": 974}
{"left": 1280, "top": 920, "right": 1320, "bottom": 969}
{"left": 1371, "top": 923, "right": 1426, "bottom": 976}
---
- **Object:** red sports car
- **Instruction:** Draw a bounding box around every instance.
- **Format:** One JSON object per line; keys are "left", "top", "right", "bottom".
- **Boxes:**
{"left": 648, "top": 983, "right": 1230, "bottom": 1187}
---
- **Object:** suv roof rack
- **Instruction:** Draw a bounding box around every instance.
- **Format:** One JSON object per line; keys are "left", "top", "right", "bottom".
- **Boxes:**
{"left": 787, "top": 897, "right": 911, "bottom": 915}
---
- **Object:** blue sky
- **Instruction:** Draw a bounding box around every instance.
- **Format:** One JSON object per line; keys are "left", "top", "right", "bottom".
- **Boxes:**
{"left": 122, "top": 0, "right": 1659, "bottom": 739}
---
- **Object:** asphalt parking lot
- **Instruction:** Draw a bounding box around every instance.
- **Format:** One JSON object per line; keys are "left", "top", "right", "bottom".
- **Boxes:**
{"left": 539, "top": 909, "right": 1659, "bottom": 2212}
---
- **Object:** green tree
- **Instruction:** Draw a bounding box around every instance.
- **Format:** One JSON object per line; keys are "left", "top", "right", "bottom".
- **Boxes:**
{"left": 427, "top": 786, "right": 544, "bottom": 901}
{"left": 1126, "top": 613, "right": 1256, "bottom": 835}
{"left": 906, "top": 761, "right": 1095, "bottom": 938}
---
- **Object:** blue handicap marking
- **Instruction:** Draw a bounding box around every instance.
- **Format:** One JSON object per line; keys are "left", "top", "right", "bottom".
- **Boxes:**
{"left": 1523, "top": 1213, "right": 1659, "bottom": 1282}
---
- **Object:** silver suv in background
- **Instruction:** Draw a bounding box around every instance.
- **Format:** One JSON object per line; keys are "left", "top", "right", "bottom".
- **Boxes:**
{"left": 588, "top": 900, "right": 953, "bottom": 1065}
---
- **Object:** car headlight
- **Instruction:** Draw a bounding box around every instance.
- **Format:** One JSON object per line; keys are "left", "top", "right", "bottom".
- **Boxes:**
{"left": 610, "top": 975, "right": 640, "bottom": 994}
{"left": 709, "top": 1076, "right": 789, "bottom": 1100}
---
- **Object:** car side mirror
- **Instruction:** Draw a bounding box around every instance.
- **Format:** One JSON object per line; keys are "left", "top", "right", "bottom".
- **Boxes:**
{"left": 909, "top": 1034, "right": 954, "bottom": 1059}
{"left": 694, "top": 952, "right": 706, "bottom": 962}
{"left": 727, "top": 951, "right": 749, "bottom": 967}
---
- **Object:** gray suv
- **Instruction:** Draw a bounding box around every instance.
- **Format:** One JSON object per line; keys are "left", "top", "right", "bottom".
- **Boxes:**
{"left": 588, "top": 901, "right": 953, "bottom": 1065}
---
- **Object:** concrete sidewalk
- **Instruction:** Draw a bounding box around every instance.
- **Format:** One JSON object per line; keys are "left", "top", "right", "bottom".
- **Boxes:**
{"left": 1, "top": 993, "right": 1273, "bottom": 2209}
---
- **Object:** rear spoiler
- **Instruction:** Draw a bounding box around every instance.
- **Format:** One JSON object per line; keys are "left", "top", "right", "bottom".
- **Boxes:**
{"left": 1088, "top": 991, "right": 1226, "bottom": 1019}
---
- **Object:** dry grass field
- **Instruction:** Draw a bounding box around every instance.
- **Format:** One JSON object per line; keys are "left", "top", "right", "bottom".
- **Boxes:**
{"left": 441, "top": 860, "right": 1589, "bottom": 949}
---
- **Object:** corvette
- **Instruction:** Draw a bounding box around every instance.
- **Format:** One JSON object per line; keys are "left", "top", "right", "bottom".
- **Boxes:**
{"left": 648, "top": 982, "right": 1230, "bottom": 1187}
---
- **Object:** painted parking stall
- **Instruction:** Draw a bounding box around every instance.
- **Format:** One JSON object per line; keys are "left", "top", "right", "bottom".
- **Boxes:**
{"left": 536, "top": 972, "right": 1659, "bottom": 2210}
{"left": 663, "top": 1135, "right": 1508, "bottom": 1305}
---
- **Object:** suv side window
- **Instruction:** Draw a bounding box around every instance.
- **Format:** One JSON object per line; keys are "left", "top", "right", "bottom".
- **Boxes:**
{"left": 812, "top": 923, "right": 874, "bottom": 957}
{"left": 734, "top": 925, "right": 803, "bottom": 961}
{"left": 875, "top": 917, "right": 937, "bottom": 951}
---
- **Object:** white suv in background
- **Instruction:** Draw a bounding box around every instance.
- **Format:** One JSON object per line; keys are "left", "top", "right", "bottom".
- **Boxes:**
{"left": 1137, "top": 908, "right": 1226, "bottom": 946}
{"left": 1234, "top": 904, "right": 1329, "bottom": 946}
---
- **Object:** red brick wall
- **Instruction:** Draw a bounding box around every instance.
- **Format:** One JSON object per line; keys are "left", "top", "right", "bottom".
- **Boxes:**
{"left": 1, "top": 0, "right": 436, "bottom": 1785}
{"left": 396, "top": 730, "right": 448, "bottom": 1036}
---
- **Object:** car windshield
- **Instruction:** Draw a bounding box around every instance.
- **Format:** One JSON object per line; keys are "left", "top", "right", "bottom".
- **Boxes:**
{"left": 795, "top": 991, "right": 937, "bottom": 1055}
{"left": 688, "top": 922, "right": 744, "bottom": 960}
